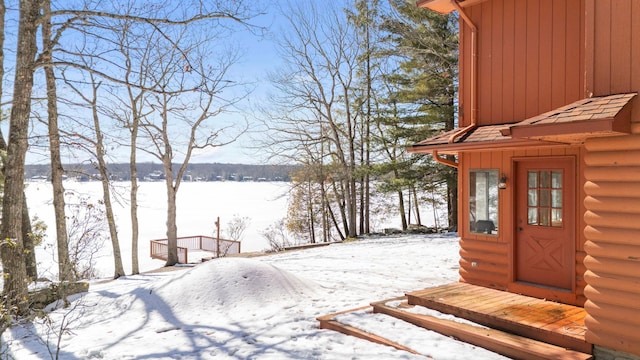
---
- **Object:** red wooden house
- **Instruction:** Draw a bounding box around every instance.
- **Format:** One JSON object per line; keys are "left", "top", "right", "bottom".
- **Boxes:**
{"left": 410, "top": 0, "right": 640, "bottom": 357}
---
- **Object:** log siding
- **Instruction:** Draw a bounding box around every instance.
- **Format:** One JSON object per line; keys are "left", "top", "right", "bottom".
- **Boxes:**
{"left": 583, "top": 134, "right": 640, "bottom": 355}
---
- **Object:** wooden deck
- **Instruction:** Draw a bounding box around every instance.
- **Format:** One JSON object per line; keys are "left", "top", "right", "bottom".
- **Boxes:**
{"left": 406, "top": 282, "right": 591, "bottom": 354}
{"left": 150, "top": 235, "right": 241, "bottom": 263}
{"left": 318, "top": 282, "right": 593, "bottom": 359}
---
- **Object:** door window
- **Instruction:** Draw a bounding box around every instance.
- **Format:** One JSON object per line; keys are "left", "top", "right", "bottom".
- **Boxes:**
{"left": 527, "top": 170, "right": 563, "bottom": 227}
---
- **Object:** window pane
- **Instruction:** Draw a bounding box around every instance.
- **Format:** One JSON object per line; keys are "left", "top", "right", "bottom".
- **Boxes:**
{"left": 552, "top": 190, "right": 562, "bottom": 208}
{"left": 540, "top": 171, "right": 550, "bottom": 188}
{"left": 540, "top": 189, "right": 550, "bottom": 207}
{"left": 527, "top": 169, "right": 564, "bottom": 228}
{"left": 528, "top": 189, "right": 538, "bottom": 206}
{"left": 552, "top": 209, "right": 563, "bottom": 226}
{"left": 528, "top": 207, "right": 538, "bottom": 224}
{"left": 528, "top": 172, "right": 537, "bottom": 188}
{"left": 552, "top": 171, "right": 562, "bottom": 188}
{"left": 470, "top": 170, "right": 499, "bottom": 235}
{"left": 540, "top": 208, "right": 550, "bottom": 226}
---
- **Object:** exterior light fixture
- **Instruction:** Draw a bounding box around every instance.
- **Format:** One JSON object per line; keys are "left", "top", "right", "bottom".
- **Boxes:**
{"left": 498, "top": 174, "right": 507, "bottom": 189}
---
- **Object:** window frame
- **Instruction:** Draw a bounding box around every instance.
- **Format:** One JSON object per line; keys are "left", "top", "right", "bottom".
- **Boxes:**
{"left": 469, "top": 169, "right": 500, "bottom": 236}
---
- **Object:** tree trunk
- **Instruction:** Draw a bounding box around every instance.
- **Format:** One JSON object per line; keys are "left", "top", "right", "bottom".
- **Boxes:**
{"left": 397, "top": 190, "right": 408, "bottom": 231}
{"left": 42, "top": 0, "right": 72, "bottom": 281}
{"left": 330, "top": 179, "right": 349, "bottom": 237}
{"left": 349, "top": 180, "right": 357, "bottom": 239}
{"left": 412, "top": 185, "right": 422, "bottom": 226}
{"left": 1, "top": 0, "right": 40, "bottom": 315}
{"left": 363, "top": 7, "right": 372, "bottom": 235}
{"left": 124, "top": 37, "right": 142, "bottom": 275}
{"left": 307, "top": 180, "right": 316, "bottom": 243}
{"left": 0, "top": 130, "right": 37, "bottom": 280}
{"left": 89, "top": 80, "right": 125, "bottom": 278}
{"left": 164, "top": 178, "right": 179, "bottom": 266}
{"left": 129, "top": 132, "right": 140, "bottom": 274}
{"left": 22, "top": 193, "right": 37, "bottom": 279}
{"left": 346, "top": 112, "right": 358, "bottom": 238}
{"left": 98, "top": 163, "right": 125, "bottom": 278}
{"left": 326, "top": 199, "right": 345, "bottom": 241}
{"left": 320, "top": 181, "right": 329, "bottom": 242}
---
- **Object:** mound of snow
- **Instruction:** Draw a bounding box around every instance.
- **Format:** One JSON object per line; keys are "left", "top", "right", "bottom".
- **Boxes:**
{"left": 152, "top": 258, "right": 321, "bottom": 318}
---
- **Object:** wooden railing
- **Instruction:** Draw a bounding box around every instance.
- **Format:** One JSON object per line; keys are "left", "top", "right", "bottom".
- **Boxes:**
{"left": 150, "top": 235, "right": 241, "bottom": 263}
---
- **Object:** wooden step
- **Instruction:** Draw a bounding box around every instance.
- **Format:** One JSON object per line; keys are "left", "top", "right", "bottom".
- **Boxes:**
{"left": 316, "top": 306, "right": 422, "bottom": 355}
{"left": 371, "top": 299, "right": 593, "bottom": 360}
{"left": 406, "top": 283, "right": 591, "bottom": 354}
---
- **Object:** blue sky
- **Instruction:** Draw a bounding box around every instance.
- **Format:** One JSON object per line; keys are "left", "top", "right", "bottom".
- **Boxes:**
{"left": 9, "top": 0, "right": 354, "bottom": 165}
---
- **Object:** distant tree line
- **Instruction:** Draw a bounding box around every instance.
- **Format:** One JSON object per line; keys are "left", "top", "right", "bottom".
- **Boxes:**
{"left": 25, "top": 163, "right": 296, "bottom": 182}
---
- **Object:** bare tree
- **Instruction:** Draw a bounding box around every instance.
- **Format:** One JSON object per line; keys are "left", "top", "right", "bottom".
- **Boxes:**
{"left": 266, "top": 2, "right": 362, "bottom": 239}
{"left": 41, "top": 0, "right": 73, "bottom": 282}
{"left": 1, "top": 0, "right": 40, "bottom": 315}
{"left": 2, "top": 0, "right": 261, "bottom": 308}
{"left": 135, "top": 27, "right": 248, "bottom": 265}
{"left": 0, "top": 126, "right": 39, "bottom": 280}
{"left": 62, "top": 68, "right": 126, "bottom": 278}
{"left": 225, "top": 214, "right": 250, "bottom": 241}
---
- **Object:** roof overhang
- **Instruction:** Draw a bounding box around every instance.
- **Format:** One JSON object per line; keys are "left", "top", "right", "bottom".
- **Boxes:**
{"left": 407, "top": 124, "right": 564, "bottom": 155}
{"left": 417, "top": 0, "right": 490, "bottom": 14}
{"left": 502, "top": 93, "right": 637, "bottom": 144}
{"left": 408, "top": 93, "right": 637, "bottom": 155}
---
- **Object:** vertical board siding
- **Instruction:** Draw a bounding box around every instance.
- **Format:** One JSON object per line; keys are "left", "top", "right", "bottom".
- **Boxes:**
{"left": 593, "top": 0, "right": 612, "bottom": 95}
{"left": 583, "top": 134, "right": 640, "bottom": 356}
{"left": 610, "top": 0, "right": 632, "bottom": 93}
{"left": 512, "top": 0, "right": 527, "bottom": 122}
{"left": 459, "top": 16, "right": 470, "bottom": 126}
{"left": 633, "top": 1, "right": 640, "bottom": 124}
{"left": 538, "top": 0, "right": 553, "bottom": 113}
{"left": 551, "top": 0, "right": 567, "bottom": 109}
{"left": 490, "top": 1, "right": 503, "bottom": 121}
{"left": 478, "top": 3, "right": 493, "bottom": 122}
{"left": 502, "top": 0, "right": 515, "bottom": 122}
{"left": 525, "top": 0, "right": 540, "bottom": 118}
{"left": 461, "top": 0, "right": 583, "bottom": 126}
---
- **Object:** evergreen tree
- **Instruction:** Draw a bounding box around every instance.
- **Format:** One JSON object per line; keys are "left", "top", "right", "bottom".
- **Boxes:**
{"left": 378, "top": 0, "right": 458, "bottom": 229}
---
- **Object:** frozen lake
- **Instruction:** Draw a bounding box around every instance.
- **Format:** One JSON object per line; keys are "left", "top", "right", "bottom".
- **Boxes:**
{"left": 26, "top": 181, "right": 290, "bottom": 278}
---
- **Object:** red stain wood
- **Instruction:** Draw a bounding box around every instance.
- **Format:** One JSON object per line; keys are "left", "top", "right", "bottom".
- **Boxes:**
{"left": 419, "top": 0, "right": 640, "bottom": 356}
{"left": 406, "top": 283, "right": 592, "bottom": 354}
{"left": 460, "top": 0, "right": 584, "bottom": 126}
{"left": 372, "top": 299, "right": 592, "bottom": 360}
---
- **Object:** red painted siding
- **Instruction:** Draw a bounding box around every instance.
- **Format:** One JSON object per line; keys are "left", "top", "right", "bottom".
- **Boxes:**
{"left": 582, "top": 2, "right": 640, "bottom": 355}
{"left": 459, "top": 0, "right": 584, "bottom": 126}
{"left": 583, "top": 134, "right": 640, "bottom": 356}
{"left": 458, "top": 147, "right": 587, "bottom": 305}
{"left": 451, "top": 0, "right": 640, "bottom": 355}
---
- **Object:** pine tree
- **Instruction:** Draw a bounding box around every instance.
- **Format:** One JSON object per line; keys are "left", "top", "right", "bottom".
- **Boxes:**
{"left": 377, "top": 0, "right": 458, "bottom": 229}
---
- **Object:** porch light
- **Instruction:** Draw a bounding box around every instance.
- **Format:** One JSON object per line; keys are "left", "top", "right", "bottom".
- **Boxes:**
{"left": 498, "top": 174, "right": 507, "bottom": 189}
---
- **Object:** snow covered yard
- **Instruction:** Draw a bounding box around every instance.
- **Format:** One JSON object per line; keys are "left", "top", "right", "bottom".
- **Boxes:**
{"left": 3, "top": 234, "right": 507, "bottom": 359}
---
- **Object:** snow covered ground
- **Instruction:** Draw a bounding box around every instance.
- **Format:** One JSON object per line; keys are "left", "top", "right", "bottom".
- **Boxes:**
{"left": 2, "top": 234, "right": 508, "bottom": 359}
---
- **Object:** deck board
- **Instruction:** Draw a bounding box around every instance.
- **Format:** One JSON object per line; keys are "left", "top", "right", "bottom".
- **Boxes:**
{"left": 406, "top": 282, "right": 591, "bottom": 354}
{"left": 371, "top": 300, "right": 593, "bottom": 360}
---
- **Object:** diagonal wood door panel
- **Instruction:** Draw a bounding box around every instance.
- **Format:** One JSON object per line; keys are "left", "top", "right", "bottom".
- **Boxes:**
{"left": 515, "top": 158, "right": 575, "bottom": 290}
